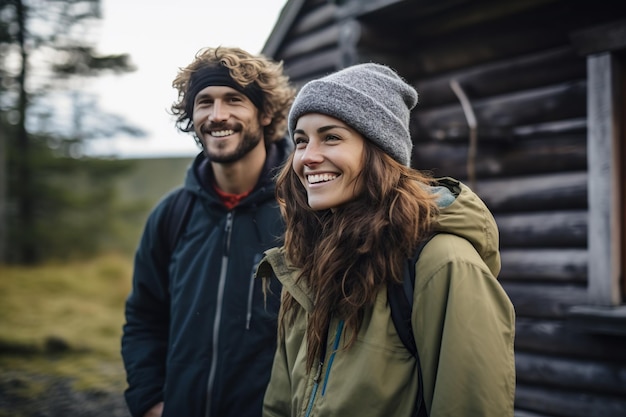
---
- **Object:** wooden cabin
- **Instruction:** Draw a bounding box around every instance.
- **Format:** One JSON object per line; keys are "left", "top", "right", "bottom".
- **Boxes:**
{"left": 262, "top": 1, "right": 626, "bottom": 416}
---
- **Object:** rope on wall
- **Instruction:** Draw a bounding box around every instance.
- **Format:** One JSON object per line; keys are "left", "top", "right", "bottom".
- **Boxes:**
{"left": 450, "top": 79, "right": 478, "bottom": 189}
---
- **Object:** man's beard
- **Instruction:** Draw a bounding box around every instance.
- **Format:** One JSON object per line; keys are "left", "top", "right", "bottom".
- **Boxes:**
{"left": 200, "top": 125, "right": 264, "bottom": 164}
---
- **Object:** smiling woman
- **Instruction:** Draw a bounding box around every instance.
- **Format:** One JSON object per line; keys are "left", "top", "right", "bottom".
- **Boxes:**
{"left": 258, "top": 63, "right": 516, "bottom": 417}
{"left": 88, "top": 0, "right": 287, "bottom": 158}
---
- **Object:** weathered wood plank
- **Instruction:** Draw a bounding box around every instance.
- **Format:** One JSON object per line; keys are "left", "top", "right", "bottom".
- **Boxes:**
{"left": 571, "top": 19, "right": 626, "bottom": 55}
{"left": 568, "top": 305, "right": 626, "bottom": 337}
{"left": 515, "top": 318, "right": 626, "bottom": 361}
{"left": 499, "top": 249, "right": 587, "bottom": 282}
{"left": 280, "top": 24, "right": 342, "bottom": 60}
{"left": 290, "top": 3, "right": 338, "bottom": 36}
{"left": 413, "top": 80, "right": 587, "bottom": 141}
{"left": 515, "top": 351, "right": 626, "bottom": 395}
{"left": 413, "top": 47, "right": 585, "bottom": 108}
{"left": 396, "top": 23, "right": 583, "bottom": 78}
{"left": 283, "top": 49, "right": 342, "bottom": 82}
{"left": 502, "top": 282, "right": 587, "bottom": 318}
{"left": 515, "top": 384, "right": 626, "bottom": 417}
{"left": 496, "top": 211, "right": 587, "bottom": 248}
{"left": 413, "top": 134, "right": 587, "bottom": 179}
{"left": 475, "top": 172, "right": 588, "bottom": 213}
{"left": 514, "top": 410, "right": 551, "bottom": 417}
{"left": 586, "top": 52, "right": 622, "bottom": 306}
{"left": 357, "top": 1, "right": 625, "bottom": 76}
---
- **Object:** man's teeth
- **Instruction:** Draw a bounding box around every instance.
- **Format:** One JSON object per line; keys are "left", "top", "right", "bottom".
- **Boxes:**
{"left": 211, "top": 130, "right": 234, "bottom": 137}
{"left": 308, "top": 174, "right": 337, "bottom": 184}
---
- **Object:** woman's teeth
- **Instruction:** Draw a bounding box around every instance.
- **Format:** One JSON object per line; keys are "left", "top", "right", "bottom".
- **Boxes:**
{"left": 308, "top": 173, "right": 337, "bottom": 184}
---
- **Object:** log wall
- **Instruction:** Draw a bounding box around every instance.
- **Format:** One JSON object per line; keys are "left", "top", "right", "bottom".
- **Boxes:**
{"left": 268, "top": 1, "right": 626, "bottom": 415}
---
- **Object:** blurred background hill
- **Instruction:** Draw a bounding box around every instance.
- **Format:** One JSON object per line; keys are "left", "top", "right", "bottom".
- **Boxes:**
{"left": 110, "top": 156, "right": 194, "bottom": 254}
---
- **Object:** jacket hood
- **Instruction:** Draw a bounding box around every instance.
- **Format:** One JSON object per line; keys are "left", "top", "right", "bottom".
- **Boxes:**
{"left": 430, "top": 177, "right": 501, "bottom": 276}
{"left": 182, "top": 137, "right": 293, "bottom": 204}
{"left": 258, "top": 177, "right": 501, "bottom": 312}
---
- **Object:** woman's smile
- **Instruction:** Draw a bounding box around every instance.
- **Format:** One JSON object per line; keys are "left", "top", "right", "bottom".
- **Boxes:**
{"left": 292, "top": 113, "right": 365, "bottom": 211}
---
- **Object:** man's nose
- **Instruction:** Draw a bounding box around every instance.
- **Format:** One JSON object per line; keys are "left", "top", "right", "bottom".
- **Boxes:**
{"left": 209, "top": 100, "right": 228, "bottom": 122}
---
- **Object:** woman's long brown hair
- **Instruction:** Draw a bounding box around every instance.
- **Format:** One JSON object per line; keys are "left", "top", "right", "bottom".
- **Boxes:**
{"left": 274, "top": 141, "right": 439, "bottom": 370}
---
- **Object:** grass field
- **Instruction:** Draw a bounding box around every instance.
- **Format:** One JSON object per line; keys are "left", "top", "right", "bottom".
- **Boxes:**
{"left": 0, "top": 253, "right": 133, "bottom": 392}
{"left": 0, "top": 156, "right": 194, "bottom": 415}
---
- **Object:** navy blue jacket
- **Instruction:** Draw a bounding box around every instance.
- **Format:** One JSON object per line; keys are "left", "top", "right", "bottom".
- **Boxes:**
{"left": 122, "top": 139, "right": 290, "bottom": 417}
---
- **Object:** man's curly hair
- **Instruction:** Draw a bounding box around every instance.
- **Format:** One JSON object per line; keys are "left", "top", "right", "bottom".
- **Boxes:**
{"left": 171, "top": 46, "right": 295, "bottom": 144}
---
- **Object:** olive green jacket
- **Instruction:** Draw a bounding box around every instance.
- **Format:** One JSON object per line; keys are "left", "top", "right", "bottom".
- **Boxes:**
{"left": 257, "top": 178, "right": 516, "bottom": 417}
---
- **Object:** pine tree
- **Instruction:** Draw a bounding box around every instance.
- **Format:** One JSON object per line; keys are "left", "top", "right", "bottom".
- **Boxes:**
{"left": 0, "top": 0, "right": 143, "bottom": 264}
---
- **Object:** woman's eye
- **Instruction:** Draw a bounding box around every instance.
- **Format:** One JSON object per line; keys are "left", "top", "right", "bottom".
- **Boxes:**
{"left": 294, "top": 137, "right": 308, "bottom": 148}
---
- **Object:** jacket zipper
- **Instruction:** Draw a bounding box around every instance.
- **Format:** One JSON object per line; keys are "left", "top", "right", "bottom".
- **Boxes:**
{"left": 322, "top": 320, "right": 344, "bottom": 396}
{"left": 205, "top": 211, "right": 234, "bottom": 417}
{"left": 246, "top": 253, "right": 263, "bottom": 330}
{"left": 304, "top": 320, "right": 344, "bottom": 417}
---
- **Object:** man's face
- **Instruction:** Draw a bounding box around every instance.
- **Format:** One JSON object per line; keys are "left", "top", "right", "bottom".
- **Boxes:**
{"left": 192, "top": 85, "right": 271, "bottom": 163}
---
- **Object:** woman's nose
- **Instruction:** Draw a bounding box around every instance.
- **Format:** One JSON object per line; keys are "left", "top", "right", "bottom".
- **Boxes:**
{"left": 299, "top": 141, "right": 323, "bottom": 165}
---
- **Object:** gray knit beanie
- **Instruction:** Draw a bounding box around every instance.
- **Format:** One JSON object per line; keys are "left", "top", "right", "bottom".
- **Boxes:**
{"left": 288, "top": 63, "right": 418, "bottom": 166}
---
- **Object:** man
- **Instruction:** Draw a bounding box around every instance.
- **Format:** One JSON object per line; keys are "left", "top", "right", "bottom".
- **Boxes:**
{"left": 121, "top": 46, "right": 295, "bottom": 417}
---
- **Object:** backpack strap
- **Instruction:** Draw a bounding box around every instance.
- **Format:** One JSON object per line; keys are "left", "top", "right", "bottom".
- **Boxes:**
{"left": 387, "top": 232, "right": 438, "bottom": 417}
{"left": 158, "top": 187, "right": 196, "bottom": 264}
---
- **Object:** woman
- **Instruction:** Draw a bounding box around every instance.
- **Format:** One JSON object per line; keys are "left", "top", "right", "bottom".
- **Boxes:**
{"left": 258, "top": 63, "right": 516, "bottom": 417}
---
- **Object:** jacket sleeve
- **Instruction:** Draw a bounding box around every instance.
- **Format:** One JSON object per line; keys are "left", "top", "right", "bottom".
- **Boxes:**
{"left": 121, "top": 202, "right": 172, "bottom": 417}
{"left": 263, "top": 296, "right": 308, "bottom": 417}
{"left": 414, "top": 235, "right": 516, "bottom": 417}
{"left": 263, "top": 331, "right": 292, "bottom": 417}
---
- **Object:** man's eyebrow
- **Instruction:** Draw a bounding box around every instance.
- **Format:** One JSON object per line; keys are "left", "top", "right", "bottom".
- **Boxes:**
{"left": 194, "top": 90, "right": 247, "bottom": 102}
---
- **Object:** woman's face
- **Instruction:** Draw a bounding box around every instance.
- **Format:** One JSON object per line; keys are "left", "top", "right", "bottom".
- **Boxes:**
{"left": 292, "top": 113, "right": 366, "bottom": 211}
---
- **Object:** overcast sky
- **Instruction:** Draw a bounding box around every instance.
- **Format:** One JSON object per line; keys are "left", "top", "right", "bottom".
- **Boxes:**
{"left": 86, "top": 0, "right": 287, "bottom": 158}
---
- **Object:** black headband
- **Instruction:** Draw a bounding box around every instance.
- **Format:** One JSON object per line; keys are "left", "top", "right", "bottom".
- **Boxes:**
{"left": 186, "top": 65, "right": 265, "bottom": 116}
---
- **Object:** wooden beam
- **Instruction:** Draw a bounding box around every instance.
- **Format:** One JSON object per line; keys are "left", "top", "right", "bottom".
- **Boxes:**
{"left": 263, "top": 0, "right": 307, "bottom": 57}
{"left": 515, "top": 384, "right": 626, "bottom": 417}
{"left": 283, "top": 49, "right": 342, "bottom": 81}
{"left": 475, "top": 172, "right": 588, "bottom": 213}
{"left": 502, "top": 282, "right": 587, "bottom": 318}
{"left": 413, "top": 46, "right": 585, "bottom": 108}
{"left": 499, "top": 249, "right": 587, "bottom": 282}
{"left": 515, "top": 318, "right": 626, "bottom": 361}
{"left": 413, "top": 80, "right": 586, "bottom": 141}
{"left": 515, "top": 351, "right": 626, "bottom": 395}
{"left": 496, "top": 211, "right": 587, "bottom": 248}
{"left": 571, "top": 19, "right": 626, "bottom": 55}
{"left": 587, "top": 52, "right": 622, "bottom": 305}
{"left": 290, "top": 3, "right": 338, "bottom": 36}
{"left": 414, "top": 135, "right": 587, "bottom": 180}
{"left": 568, "top": 305, "right": 626, "bottom": 337}
{"left": 280, "top": 24, "right": 342, "bottom": 60}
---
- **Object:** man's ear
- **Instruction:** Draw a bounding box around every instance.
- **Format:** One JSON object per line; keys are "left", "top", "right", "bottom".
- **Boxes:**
{"left": 260, "top": 113, "right": 272, "bottom": 127}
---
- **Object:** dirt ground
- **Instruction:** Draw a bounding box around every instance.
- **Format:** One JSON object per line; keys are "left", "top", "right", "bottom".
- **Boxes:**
{"left": 0, "top": 369, "right": 130, "bottom": 417}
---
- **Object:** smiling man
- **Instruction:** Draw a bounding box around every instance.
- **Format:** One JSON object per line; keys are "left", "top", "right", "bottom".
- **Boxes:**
{"left": 121, "top": 47, "right": 295, "bottom": 417}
